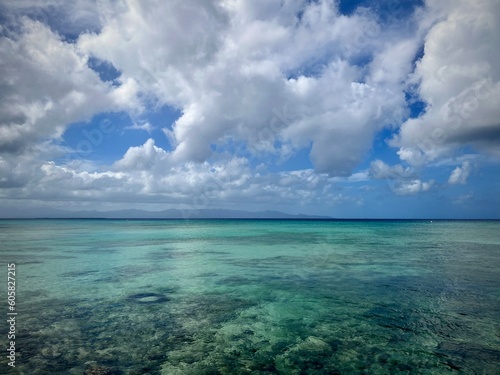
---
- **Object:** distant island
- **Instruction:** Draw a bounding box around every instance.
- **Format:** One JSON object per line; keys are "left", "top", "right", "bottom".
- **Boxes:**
{"left": 0, "top": 207, "right": 331, "bottom": 220}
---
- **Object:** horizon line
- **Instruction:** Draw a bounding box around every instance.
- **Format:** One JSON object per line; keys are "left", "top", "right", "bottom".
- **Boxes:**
{"left": 1, "top": 217, "right": 498, "bottom": 221}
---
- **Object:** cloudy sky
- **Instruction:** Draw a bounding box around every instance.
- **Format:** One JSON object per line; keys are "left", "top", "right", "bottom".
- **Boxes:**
{"left": 0, "top": 0, "right": 499, "bottom": 218}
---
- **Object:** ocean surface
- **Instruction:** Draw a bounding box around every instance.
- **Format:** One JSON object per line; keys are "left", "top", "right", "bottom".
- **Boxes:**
{"left": 0, "top": 219, "right": 499, "bottom": 374}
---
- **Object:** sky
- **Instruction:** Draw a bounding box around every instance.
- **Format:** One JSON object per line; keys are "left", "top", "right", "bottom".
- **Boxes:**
{"left": 0, "top": 0, "right": 499, "bottom": 219}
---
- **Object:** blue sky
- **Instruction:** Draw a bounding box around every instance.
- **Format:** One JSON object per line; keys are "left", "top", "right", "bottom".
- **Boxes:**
{"left": 0, "top": 0, "right": 499, "bottom": 218}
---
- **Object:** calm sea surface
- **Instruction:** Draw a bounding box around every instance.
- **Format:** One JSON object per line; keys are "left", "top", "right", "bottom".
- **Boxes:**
{"left": 0, "top": 219, "right": 499, "bottom": 374}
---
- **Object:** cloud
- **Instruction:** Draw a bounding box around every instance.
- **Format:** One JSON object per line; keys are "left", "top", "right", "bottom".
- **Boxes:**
{"left": 114, "top": 138, "right": 170, "bottom": 172}
{"left": 125, "top": 121, "right": 154, "bottom": 133}
{"left": 0, "top": 18, "right": 135, "bottom": 155}
{"left": 111, "top": 139, "right": 334, "bottom": 205}
{"left": 0, "top": 134, "right": 362, "bottom": 212}
{"left": 392, "top": 179, "right": 434, "bottom": 195}
{"left": 77, "top": 0, "right": 423, "bottom": 176}
{"left": 0, "top": 155, "right": 32, "bottom": 188}
{"left": 0, "top": 0, "right": 102, "bottom": 37}
{"left": 369, "top": 159, "right": 414, "bottom": 180}
{"left": 448, "top": 161, "right": 471, "bottom": 185}
{"left": 392, "top": 0, "right": 500, "bottom": 165}
{"left": 369, "top": 159, "right": 434, "bottom": 195}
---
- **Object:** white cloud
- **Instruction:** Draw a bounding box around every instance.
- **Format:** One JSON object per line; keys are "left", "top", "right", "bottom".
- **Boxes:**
{"left": 125, "top": 121, "right": 154, "bottom": 133}
{"left": 0, "top": 134, "right": 361, "bottom": 212}
{"left": 369, "top": 159, "right": 434, "bottom": 195}
{"left": 0, "top": 0, "right": 102, "bottom": 36}
{"left": 114, "top": 138, "right": 170, "bottom": 172}
{"left": 392, "top": 179, "right": 435, "bottom": 195}
{"left": 76, "top": 0, "right": 423, "bottom": 175}
{"left": 392, "top": 0, "right": 500, "bottom": 165}
{"left": 369, "top": 159, "right": 414, "bottom": 180}
{"left": 448, "top": 161, "right": 471, "bottom": 185}
{"left": 110, "top": 139, "right": 335, "bottom": 205}
{"left": 0, "top": 18, "right": 134, "bottom": 154}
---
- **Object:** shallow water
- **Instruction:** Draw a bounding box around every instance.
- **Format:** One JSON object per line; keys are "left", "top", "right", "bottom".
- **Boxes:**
{"left": 1, "top": 219, "right": 499, "bottom": 374}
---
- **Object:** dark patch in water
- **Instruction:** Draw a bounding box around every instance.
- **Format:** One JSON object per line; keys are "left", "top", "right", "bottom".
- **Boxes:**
{"left": 61, "top": 270, "right": 100, "bottom": 278}
{"left": 148, "top": 250, "right": 190, "bottom": 260}
{"left": 194, "top": 250, "right": 230, "bottom": 255}
{"left": 10, "top": 260, "right": 45, "bottom": 265}
{"left": 362, "top": 302, "right": 435, "bottom": 336}
{"left": 196, "top": 272, "right": 219, "bottom": 278}
{"left": 180, "top": 294, "right": 256, "bottom": 325}
{"left": 436, "top": 341, "right": 500, "bottom": 363}
{"left": 230, "top": 255, "right": 303, "bottom": 270}
{"left": 80, "top": 247, "right": 119, "bottom": 254}
{"left": 216, "top": 276, "right": 251, "bottom": 285}
{"left": 84, "top": 365, "right": 122, "bottom": 375}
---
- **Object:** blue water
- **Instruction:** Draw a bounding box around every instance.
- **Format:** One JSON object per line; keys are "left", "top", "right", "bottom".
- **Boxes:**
{"left": 0, "top": 219, "right": 499, "bottom": 374}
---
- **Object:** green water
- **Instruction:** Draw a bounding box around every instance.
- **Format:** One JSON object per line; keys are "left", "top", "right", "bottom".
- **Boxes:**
{"left": 0, "top": 219, "right": 499, "bottom": 374}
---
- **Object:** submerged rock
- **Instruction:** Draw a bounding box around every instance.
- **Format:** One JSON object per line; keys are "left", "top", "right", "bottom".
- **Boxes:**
{"left": 84, "top": 365, "right": 121, "bottom": 375}
{"left": 275, "top": 336, "right": 333, "bottom": 374}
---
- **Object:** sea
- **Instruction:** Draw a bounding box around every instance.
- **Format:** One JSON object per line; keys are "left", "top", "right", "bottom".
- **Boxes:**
{"left": 0, "top": 219, "right": 499, "bottom": 374}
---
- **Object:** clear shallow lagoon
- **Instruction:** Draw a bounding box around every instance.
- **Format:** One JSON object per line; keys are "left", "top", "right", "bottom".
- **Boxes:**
{"left": 1, "top": 219, "right": 499, "bottom": 374}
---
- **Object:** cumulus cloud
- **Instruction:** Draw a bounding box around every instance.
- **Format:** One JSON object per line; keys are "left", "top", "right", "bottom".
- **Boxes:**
{"left": 0, "top": 18, "right": 135, "bottom": 154}
{"left": 369, "top": 159, "right": 434, "bottom": 195}
{"left": 77, "top": 0, "right": 422, "bottom": 175}
{"left": 369, "top": 159, "right": 414, "bottom": 180}
{"left": 0, "top": 129, "right": 363, "bottom": 212}
{"left": 392, "top": 179, "right": 434, "bottom": 195}
{"left": 448, "top": 161, "right": 471, "bottom": 185}
{"left": 0, "top": 0, "right": 102, "bottom": 37}
{"left": 392, "top": 0, "right": 500, "bottom": 165}
{"left": 114, "top": 138, "right": 171, "bottom": 172}
{"left": 0, "top": 139, "right": 346, "bottom": 210}
{"left": 110, "top": 139, "right": 337, "bottom": 206}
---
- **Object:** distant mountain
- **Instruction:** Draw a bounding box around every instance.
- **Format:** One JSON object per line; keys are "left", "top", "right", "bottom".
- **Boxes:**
{"left": 0, "top": 207, "right": 331, "bottom": 219}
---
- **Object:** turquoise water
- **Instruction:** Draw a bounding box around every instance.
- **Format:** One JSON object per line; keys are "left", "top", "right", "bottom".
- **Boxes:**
{"left": 0, "top": 219, "right": 499, "bottom": 374}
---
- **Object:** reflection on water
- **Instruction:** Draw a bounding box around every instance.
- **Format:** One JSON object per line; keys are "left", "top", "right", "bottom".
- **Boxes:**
{"left": 0, "top": 219, "right": 499, "bottom": 374}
